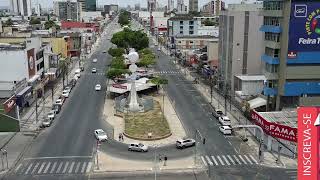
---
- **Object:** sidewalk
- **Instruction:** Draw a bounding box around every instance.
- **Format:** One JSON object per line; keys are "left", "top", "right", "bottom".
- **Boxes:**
{"left": 103, "top": 88, "right": 187, "bottom": 147}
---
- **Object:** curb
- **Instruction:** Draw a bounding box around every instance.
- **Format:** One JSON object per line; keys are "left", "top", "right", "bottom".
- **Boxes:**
{"left": 123, "top": 132, "right": 172, "bottom": 141}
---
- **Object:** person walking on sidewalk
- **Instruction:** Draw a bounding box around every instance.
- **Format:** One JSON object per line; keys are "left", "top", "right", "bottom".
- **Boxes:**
{"left": 118, "top": 133, "right": 121, "bottom": 141}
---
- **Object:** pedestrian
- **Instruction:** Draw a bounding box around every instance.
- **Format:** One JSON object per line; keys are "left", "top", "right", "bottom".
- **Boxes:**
{"left": 121, "top": 133, "right": 124, "bottom": 141}
{"left": 118, "top": 133, "right": 121, "bottom": 141}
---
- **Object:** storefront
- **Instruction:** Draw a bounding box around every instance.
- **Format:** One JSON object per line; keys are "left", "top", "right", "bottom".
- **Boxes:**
{"left": 15, "top": 86, "right": 34, "bottom": 109}
{"left": 250, "top": 110, "right": 297, "bottom": 157}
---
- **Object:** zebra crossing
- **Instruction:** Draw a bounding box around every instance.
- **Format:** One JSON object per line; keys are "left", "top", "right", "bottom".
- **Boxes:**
{"left": 154, "top": 71, "right": 182, "bottom": 74}
{"left": 83, "top": 73, "right": 105, "bottom": 76}
{"left": 285, "top": 170, "right": 297, "bottom": 180}
{"left": 201, "top": 154, "right": 258, "bottom": 167}
{"left": 14, "top": 157, "right": 93, "bottom": 175}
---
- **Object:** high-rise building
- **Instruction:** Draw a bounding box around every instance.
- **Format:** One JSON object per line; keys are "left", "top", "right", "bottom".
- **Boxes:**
{"left": 176, "top": 0, "right": 187, "bottom": 13}
{"left": 35, "top": 4, "right": 41, "bottom": 16}
{"left": 218, "top": 4, "right": 264, "bottom": 95}
{"left": 168, "top": 0, "right": 174, "bottom": 11}
{"left": 135, "top": 3, "right": 141, "bottom": 11}
{"left": 201, "top": 0, "right": 225, "bottom": 16}
{"left": 260, "top": 0, "right": 320, "bottom": 110}
{"left": 77, "top": 0, "right": 96, "bottom": 12}
{"left": 54, "top": 0, "right": 81, "bottom": 21}
{"left": 189, "top": 0, "right": 198, "bottom": 12}
{"left": 10, "top": 0, "right": 32, "bottom": 16}
{"left": 147, "top": 0, "right": 156, "bottom": 12}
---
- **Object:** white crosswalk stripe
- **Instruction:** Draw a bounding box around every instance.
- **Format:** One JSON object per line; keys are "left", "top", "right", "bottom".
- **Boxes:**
{"left": 211, "top": 156, "right": 219, "bottom": 166}
{"left": 201, "top": 154, "right": 259, "bottom": 167}
{"left": 15, "top": 157, "right": 94, "bottom": 175}
{"left": 205, "top": 156, "right": 213, "bottom": 166}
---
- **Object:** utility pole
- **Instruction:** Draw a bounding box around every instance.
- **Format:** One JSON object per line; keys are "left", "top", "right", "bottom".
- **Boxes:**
{"left": 35, "top": 90, "right": 38, "bottom": 123}
{"left": 154, "top": 146, "right": 158, "bottom": 180}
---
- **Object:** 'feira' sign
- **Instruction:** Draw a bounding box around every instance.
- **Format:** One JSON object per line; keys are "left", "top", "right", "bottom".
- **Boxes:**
{"left": 288, "top": 0, "right": 320, "bottom": 56}
{"left": 297, "top": 107, "right": 320, "bottom": 180}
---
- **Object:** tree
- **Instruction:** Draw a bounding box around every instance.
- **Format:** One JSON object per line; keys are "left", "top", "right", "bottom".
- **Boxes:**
{"left": 108, "top": 48, "right": 125, "bottom": 57}
{"left": 151, "top": 77, "right": 168, "bottom": 93}
{"left": 188, "top": 11, "right": 201, "bottom": 17}
{"left": 138, "top": 54, "right": 156, "bottom": 68}
{"left": 29, "top": 17, "right": 41, "bottom": 25}
{"left": 118, "top": 10, "right": 130, "bottom": 26}
{"left": 111, "top": 29, "right": 149, "bottom": 50}
{"left": 44, "top": 20, "right": 60, "bottom": 30}
{"left": 4, "top": 18, "right": 13, "bottom": 26}
{"left": 110, "top": 57, "right": 126, "bottom": 69}
{"left": 106, "top": 68, "right": 129, "bottom": 80}
{"left": 138, "top": 48, "right": 153, "bottom": 56}
{"left": 203, "top": 19, "right": 218, "bottom": 26}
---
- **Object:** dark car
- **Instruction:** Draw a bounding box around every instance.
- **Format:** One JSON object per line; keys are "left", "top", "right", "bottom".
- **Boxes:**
{"left": 52, "top": 104, "right": 61, "bottom": 114}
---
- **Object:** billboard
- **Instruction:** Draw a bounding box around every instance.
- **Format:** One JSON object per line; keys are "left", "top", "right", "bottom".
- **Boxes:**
{"left": 2, "top": 96, "right": 16, "bottom": 113}
{"left": 27, "top": 48, "right": 35, "bottom": 78}
{"left": 297, "top": 107, "right": 320, "bottom": 180}
{"left": 288, "top": 1, "right": 320, "bottom": 57}
{"left": 251, "top": 111, "right": 297, "bottom": 142}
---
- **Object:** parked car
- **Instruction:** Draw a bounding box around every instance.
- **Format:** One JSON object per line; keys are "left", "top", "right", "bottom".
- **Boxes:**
{"left": 65, "top": 86, "right": 72, "bottom": 92}
{"left": 94, "top": 129, "right": 108, "bottom": 141}
{"left": 218, "top": 116, "right": 231, "bottom": 126}
{"left": 55, "top": 99, "right": 63, "bottom": 106}
{"left": 52, "top": 104, "right": 61, "bottom": 114}
{"left": 92, "top": 68, "right": 97, "bottom": 73}
{"left": 176, "top": 138, "right": 196, "bottom": 149}
{"left": 219, "top": 126, "right": 232, "bottom": 135}
{"left": 128, "top": 143, "right": 148, "bottom": 152}
{"left": 41, "top": 118, "right": 53, "bottom": 128}
{"left": 47, "top": 110, "right": 55, "bottom": 120}
{"left": 95, "top": 84, "right": 101, "bottom": 91}
{"left": 62, "top": 90, "right": 70, "bottom": 98}
{"left": 212, "top": 108, "right": 224, "bottom": 118}
{"left": 93, "top": 58, "right": 97, "bottom": 63}
{"left": 75, "top": 68, "right": 81, "bottom": 78}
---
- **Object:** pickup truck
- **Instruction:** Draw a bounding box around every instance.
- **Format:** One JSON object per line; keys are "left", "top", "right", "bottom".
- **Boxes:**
{"left": 212, "top": 108, "right": 224, "bottom": 118}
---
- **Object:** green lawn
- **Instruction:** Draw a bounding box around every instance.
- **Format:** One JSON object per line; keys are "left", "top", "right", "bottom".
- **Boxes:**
{"left": 124, "top": 101, "right": 171, "bottom": 139}
{"left": 0, "top": 113, "right": 20, "bottom": 132}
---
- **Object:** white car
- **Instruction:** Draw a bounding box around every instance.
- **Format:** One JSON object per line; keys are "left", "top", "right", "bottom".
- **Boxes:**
{"left": 176, "top": 138, "right": 196, "bottom": 149}
{"left": 55, "top": 99, "right": 63, "bottom": 106}
{"left": 93, "top": 58, "right": 97, "bottom": 63}
{"left": 95, "top": 84, "right": 101, "bottom": 91}
{"left": 128, "top": 143, "right": 148, "bottom": 152}
{"left": 62, "top": 90, "right": 70, "bottom": 98}
{"left": 219, "top": 126, "right": 232, "bottom": 135}
{"left": 94, "top": 129, "right": 108, "bottom": 141}
{"left": 64, "top": 86, "right": 72, "bottom": 93}
{"left": 218, "top": 116, "right": 231, "bottom": 126}
{"left": 47, "top": 110, "right": 55, "bottom": 120}
{"left": 92, "top": 68, "right": 97, "bottom": 73}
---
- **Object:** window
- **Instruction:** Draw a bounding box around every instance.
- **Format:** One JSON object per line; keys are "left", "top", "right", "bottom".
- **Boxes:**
{"left": 189, "top": 31, "right": 194, "bottom": 34}
{"left": 180, "top": 31, "right": 183, "bottom": 34}
{"left": 263, "top": 1, "right": 283, "bottom": 10}
{"left": 267, "top": 80, "right": 278, "bottom": 88}
{"left": 263, "top": 17, "right": 280, "bottom": 26}
{"left": 189, "top": 21, "right": 194, "bottom": 25}
{"left": 180, "top": 26, "right": 183, "bottom": 30}
{"left": 189, "top": 26, "right": 194, "bottom": 30}
{"left": 265, "top": 63, "right": 278, "bottom": 73}
{"left": 265, "top": 32, "right": 280, "bottom": 42}
{"left": 190, "top": 41, "right": 194, "bottom": 44}
{"left": 265, "top": 47, "right": 280, "bottom": 57}
{"left": 178, "top": 41, "right": 181, "bottom": 43}
{"left": 180, "top": 21, "right": 183, "bottom": 25}
{"left": 36, "top": 50, "right": 44, "bottom": 60}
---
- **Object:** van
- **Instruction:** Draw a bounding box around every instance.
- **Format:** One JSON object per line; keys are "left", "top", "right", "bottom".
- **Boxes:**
{"left": 218, "top": 116, "right": 231, "bottom": 126}
{"left": 75, "top": 68, "right": 81, "bottom": 78}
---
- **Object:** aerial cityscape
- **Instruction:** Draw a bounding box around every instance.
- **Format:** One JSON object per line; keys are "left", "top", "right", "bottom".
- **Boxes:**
{"left": 0, "top": 0, "right": 318, "bottom": 179}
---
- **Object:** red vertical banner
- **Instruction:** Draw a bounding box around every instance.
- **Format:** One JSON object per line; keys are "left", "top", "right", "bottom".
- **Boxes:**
{"left": 297, "top": 107, "right": 320, "bottom": 180}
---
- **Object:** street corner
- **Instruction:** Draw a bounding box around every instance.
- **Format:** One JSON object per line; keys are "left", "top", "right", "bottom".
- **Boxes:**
{"left": 93, "top": 151, "right": 199, "bottom": 173}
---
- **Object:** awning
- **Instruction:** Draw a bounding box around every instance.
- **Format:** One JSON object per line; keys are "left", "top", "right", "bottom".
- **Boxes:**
{"left": 248, "top": 97, "right": 267, "bottom": 109}
{"left": 28, "top": 74, "right": 40, "bottom": 83}
{"left": 16, "top": 86, "right": 32, "bottom": 97}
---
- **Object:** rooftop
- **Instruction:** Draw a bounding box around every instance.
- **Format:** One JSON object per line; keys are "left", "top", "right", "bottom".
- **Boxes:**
{"left": 0, "top": 43, "right": 25, "bottom": 50}
{"left": 168, "top": 14, "right": 194, "bottom": 21}
{"left": 258, "top": 110, "right": 297, "bottom": 128}
{"left": 175, "top": 35, "right": 218, "bottom": 39}
{"left": 236, "top": 75, "right": 266, "bottom": 81}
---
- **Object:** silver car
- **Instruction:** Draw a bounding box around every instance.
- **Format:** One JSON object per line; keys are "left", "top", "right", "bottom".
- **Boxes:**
{"left": 128, "top": 143, "right": 148, "bottom": 152}
{"left": 176, "top": 138, "right": 196, "bottom": 149}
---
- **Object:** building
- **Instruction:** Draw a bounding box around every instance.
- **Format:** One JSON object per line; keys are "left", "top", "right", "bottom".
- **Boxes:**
{"left": 35, "top": 4, "right": 41, "bottom": 16}
{"left": 104, "top": 4, "right": 118, "bottom": 15}
{"left": 218, "top": 4, "right": 264, "bottom": 96}
{"left": 78, "top": 0, "right": 96, "bottom": 12}
{"left": 260, "top": 0, "right": 320, "bottom": 110}
{"left": 54, "top": 0, "right": 81, "bottom": 21}
{"left": 176, "top": 0, "right": 188, "bottom": 14}
{"left": 189, "top": 0, "right": 198, "bottom": 12}
{"left": 148, "top": 0, "right": 157, "bottom": 12}
{"left": 168, "top": 0, "right": 174, "bottom": 12}
{"left": 201, "top": 0, "right": 225, "bottom": 16}
{"left": 10, "top": 0, "right": 32, "bottom": 16}
{"left": 135, "top": 3, "right": 141, "bottom": 11}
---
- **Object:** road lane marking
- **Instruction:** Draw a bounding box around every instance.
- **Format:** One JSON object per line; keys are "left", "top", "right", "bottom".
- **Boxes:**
{"left": 43, "top": 162, "right": 51, "bottom": 174}
{"left": 75, "top": 162, "right": 81, "bottom": 173}
{"left": 37, "top": 162, "right": 46, "bottom": 174}
{"left": 81, "top": 162, "right": 87, "bottom": 173}
{"left": 56, "top": 162, "right": 64, "bottom": 173}
{"left": 201, "top": 156, "right": 208, "bottom": 166}
{"left": 24, "top": 163, "right": 33, "bottom": 174}
{"left": 24, "top": 156, "right": 92, "bottom": 160}
{"left": 68, "top": 161, "right": 75, "bottom": 173}
{"left": 30, "top": 162, "right": 40, "bottom": 174}
{"left": 216, "top": 156, "right": 225, "bottom": 166}
{"left": 211, "top": 156, "right": 218, "bottom": 166}
{"left": 14, "top": 163, "right": 22, "bottom": 173}
{"left": 238, "top": 155, "right": 247, "bottom": 165}
{"left": 62, "top": 162, "right": 69, "bottom": 173}
{"left": 249, "top": 155, "right": 258, "bottom": 164}
{"left": 232, "top": 155, "right": 241, "bottom": 165}
{"left": 222, "top": 155, "right": 231, "bottom": 165}
{"left": 244, "top": 155, "right": 253, "bottom": 164}
{"left": 86, "top": 162, "right": 92, "bottom": 173}
{"left": 205, "top": 156, "right": 213, "bottom": 166}
{"left": 49, "top": 162, "right": 57, "bottom": 174}
{"left": 227, "top": 155, "right": 236, "bottom": 165}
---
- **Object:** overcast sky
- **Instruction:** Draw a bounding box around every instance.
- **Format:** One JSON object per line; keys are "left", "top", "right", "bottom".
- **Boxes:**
{"left": 0, "top": 0, "right": 243, "bottom": 9}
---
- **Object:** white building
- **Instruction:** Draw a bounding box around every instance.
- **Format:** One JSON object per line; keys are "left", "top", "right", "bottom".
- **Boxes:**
{"left": 35, "top": 4, "right": 41, "bottom": 16}
{"left": 10, "top": 0, "right": 32, "bottom": 16}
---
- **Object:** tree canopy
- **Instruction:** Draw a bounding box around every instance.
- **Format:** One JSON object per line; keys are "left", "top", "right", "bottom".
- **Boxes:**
{"left": 118, "top": 10, "right": 130, "bottom": 26}
{"left": 4, "top": 18, "right": 13, "bottom": 26}
{"left": 108, "top": 48, "right": 125, "bottom": 57}
{"left": 106, "top": 68, "right": 129, "bottom": 80}
{"left": 111, "top": 29, "right": 149, "bottom": 50}
{"left": 29, "top": 17, "right": 41, "bottom": 25}
{"left": 203, "top": 19, "right": 218, "bottom": 26}
{"left": 44, "top": 20, "right": 60, "bottom": 30}
{"left": 110, "top": 56, "right": 126, "bottom": 69}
